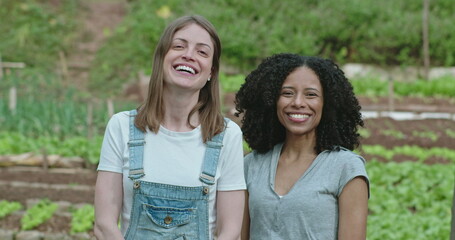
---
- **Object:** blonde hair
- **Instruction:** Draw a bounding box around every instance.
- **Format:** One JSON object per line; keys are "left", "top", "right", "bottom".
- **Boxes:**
{"left": 135, "top": 15, "right": 224, "bottom": 142}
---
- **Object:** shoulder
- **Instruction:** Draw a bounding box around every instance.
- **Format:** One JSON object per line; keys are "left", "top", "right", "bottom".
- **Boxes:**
{"left": 103, "top": 111, "right": 134, "bottom": 139}
{"left": 221, "top": 118, "right": 242, "bottom": 141}
{"left": 224, "top": 118, "right": 241, "bottom": 133}
{"left": 325, "top": 147, "right": 366, "bottom": 165}
{"left": 324, "top": 147, "right": 369, "bottom": 196}
{"left": 244, "top": 145, "right": 277, "bottom": 169}
{"left": 107, "top": 111, "right": 131, "bottom": 127}
{"left": 243, "top": 147, "right": 277, "bottom": 183}
{"left": 244, "top": 150, "right": 261, "bottom": 163}
{"left": 322, "top": 147, "right": 368, "bottom": 181}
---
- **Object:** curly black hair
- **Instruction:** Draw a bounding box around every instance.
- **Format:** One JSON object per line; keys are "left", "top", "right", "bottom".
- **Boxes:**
{"left": 235, "top": 53, "right": 364, "bottom": 154}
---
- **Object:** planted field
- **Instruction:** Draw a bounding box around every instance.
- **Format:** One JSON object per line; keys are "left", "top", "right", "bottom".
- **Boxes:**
{"left": 0, "top": 95, "right": 454, "bottom": 239}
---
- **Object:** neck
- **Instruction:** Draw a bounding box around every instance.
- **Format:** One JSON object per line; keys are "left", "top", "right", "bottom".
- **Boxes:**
{"left": 281, "top": 135, "right": 317, "bottom": 163}
{"left": 162, "top": 88, "right": 200, "bottom": 132}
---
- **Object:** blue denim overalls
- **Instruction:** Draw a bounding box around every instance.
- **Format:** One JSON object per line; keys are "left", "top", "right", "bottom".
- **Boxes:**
{"left": 124, "top": 110, "right": 227, "bottom": 240}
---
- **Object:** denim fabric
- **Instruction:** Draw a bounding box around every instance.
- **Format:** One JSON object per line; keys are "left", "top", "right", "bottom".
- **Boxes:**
{"left": 124, "top": 110, "right": 227, "bottom": 240}
{"left": 125, "top": 181, "right": 210, "bottom": 239}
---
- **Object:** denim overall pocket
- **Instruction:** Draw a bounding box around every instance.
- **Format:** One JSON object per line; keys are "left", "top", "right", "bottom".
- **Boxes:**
{"left": 130, "top": 193, "right": 204, "bottom": 240}
{"left": 142, "top": 202, "right": 197, "bottom": 228}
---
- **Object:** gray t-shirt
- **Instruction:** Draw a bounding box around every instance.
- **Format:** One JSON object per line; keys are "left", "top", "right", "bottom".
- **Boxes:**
{"left": 244, "top": 143, "right": 369, "bottom": 240}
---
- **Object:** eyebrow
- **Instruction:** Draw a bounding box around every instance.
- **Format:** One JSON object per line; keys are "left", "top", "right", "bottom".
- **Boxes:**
{"left": 281, "top": 86, "right": 321, "bottom": 92}
{"left": 173, "top": 38, "right": 212, "bottom": 50}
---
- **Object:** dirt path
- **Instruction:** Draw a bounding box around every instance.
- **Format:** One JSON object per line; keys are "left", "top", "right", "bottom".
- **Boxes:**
{"left": 65, "top": 0, "right": 127, "bottom": 90}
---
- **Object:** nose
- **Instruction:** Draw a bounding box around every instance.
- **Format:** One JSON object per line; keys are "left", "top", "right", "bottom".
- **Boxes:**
{"left": 292, "top": 94, "right": 307, "bottom": 108}
{"left": 182, "top": 47, "right": 195, "bottom": 61}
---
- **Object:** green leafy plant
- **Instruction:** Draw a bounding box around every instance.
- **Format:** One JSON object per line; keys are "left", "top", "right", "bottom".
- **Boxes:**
{"left": 381, "top": 129, "right": 406, "bottom": 139}
{"left": 361, "top": 145, "right": 455, "bottom": 163}
{"left": 358, "top": 128, "right": 371, "bottom": 138}
{"left": 243, "top": 140, "right": 252, "bottom": 153}
{"left": 0, "top": 200, "right": 23, "bottom": 219}
{"left": 0, "top": 132, "right": 103, "bottom": 165}
{"left": 367, "top": 160, "right": 454, "bottom": 239}
{"left": 445, "top": 129, "right": 455, "bottom": 139}
{"left": 21, "top": 199, "right": 58, "bottom": 230}
{"left": 220, "top": 73, "right": 246, "bottom": 93}
{"left": 351, "top": 76, "right": 455, "bottom": 98}
{"left": 70, "top": 204, "right": 95, "bottom": 234}
{"left": 412, "top": 131, "right": 438, "bottom": 142}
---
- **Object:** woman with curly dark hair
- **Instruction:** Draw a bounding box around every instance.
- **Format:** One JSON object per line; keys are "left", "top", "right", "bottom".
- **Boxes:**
{"left": 236, "top": 53, "right": 369, "bottom": 240}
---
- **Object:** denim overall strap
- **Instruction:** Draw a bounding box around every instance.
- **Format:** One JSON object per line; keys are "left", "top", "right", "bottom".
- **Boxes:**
{"left": 128, "top": 109, "right": 145, "bottom": 180}
{"left": 199, "top": 118, "right": 230, "bottom": 185}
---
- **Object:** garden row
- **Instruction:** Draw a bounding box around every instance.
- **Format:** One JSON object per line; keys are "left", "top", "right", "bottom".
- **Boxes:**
{"left": 1, "top": 133, "right": 454, "bottom": 167}
{"left": 1, "top": 200, "right": 93, "bottom": 234}
{"left": 0, "top": 159, "right": 452, "bottom": 240}
{"left": 0, "top": 199, "right": 94, "bottom": 240}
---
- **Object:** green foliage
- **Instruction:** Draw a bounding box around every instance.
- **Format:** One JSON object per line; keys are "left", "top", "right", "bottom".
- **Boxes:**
{"left": 220, "top": 73, "right": 246, "bottom": 93}
{"left": 21, "top": 199, "right": 58, "bottom": 230}
{"left": 89, "top": 0, "right": 455, "bottom": 95}
{"left": 412, "top": 131, "right": 438, "bottom": 142}
{"left": 0, "top": 132, "right": 103, "bottom": 165}
{"left": 0, "top": 0, "right": 80, "bottom": 69}
{"left": 0, "top": 69, "right": 136, "bottom": 139}
{"left": 394, "top": 76, "right": 455, "bottom": 97}
{"left": 358, "top": 128, "right": 371, "bottom": 139}
{"left": 351, "top": 76, "right": 455, "bottom": 98}
{"left": 243, "top": 140, "right": 251, "bottom": 153}
{"left": 445, "top": 129, "right": 455, "bottom": 139}
{"left": 0, "top": 200, "right": 23, "bottom": 219}
{"left": 361, "top": 145, "right": 455, "bottom": 163}
{"left": 367, "top": 160, "right": 454, "bottom": 239}
{"left": 70, "top": 204, "right": 95, "bottom": 234}
{"left": 382, "top": 129, "right": 406, "bottom": 140}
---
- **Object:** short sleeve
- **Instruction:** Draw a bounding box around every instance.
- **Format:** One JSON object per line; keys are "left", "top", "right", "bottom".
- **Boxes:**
{"left": 97, "top": 112, "right": 128, "bottom": 173}
{"left": 336, "top": 152, "right": 370, "bottom": 198}
{"left": 216, "top": 120, "right": 247, "bottom": 191}
{"left": 244, "top": 152, "right": 252, "bottom": 183}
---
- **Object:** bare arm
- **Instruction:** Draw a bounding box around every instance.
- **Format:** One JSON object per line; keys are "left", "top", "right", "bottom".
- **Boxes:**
{"left": 94, "top": 171, "right": 124, "bottom": 240}
{"left": 241, "top": 191, "right": 250, "bottom": 240}
{"left": 216, "top": 190, "right": 245, "bottom": 240}
{"left": 338, "top": 176, "right": 369, "bottom": 240}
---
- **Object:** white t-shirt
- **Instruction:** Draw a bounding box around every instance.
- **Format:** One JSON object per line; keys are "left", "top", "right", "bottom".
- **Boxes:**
{"left": 97, "top": 111, "right": 246, "bottom": 238}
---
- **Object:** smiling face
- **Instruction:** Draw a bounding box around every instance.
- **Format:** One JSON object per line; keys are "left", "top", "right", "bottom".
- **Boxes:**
{"left": 277, "top": 66, "right": 324, "bottom": 139}
{"left": 162, "top": 23, "right": 214, "bottom": 92}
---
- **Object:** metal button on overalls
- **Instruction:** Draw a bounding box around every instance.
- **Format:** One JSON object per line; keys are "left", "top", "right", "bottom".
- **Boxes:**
{"left": 164, "top": 216, "right": 173, "bottom": 224}
{"left": 133, "top": 181, "right": 140, "bottom": 189}
{"left": 203, "top": 187, "right": 209, "bottom": 195}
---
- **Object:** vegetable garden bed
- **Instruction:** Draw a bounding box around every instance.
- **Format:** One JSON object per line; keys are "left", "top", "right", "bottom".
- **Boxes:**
{"left": 0, "top": 95, "right": 454, "bottom": 239}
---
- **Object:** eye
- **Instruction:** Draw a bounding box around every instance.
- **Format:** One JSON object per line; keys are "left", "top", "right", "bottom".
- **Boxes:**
{"left": 173, "top": 44, "right": 184, "bottom": 49}
{"left": 281, "top": 90, "right": 294, "bottom": 97}
{"left": 305, "top": 92, "right": 319, "bottom": 98}
{"left": 198, "top": 50, "right": 208, "bottom": 56}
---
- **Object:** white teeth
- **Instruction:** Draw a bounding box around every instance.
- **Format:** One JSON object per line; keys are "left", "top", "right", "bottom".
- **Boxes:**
{"left": 289, "top": 114, "right": 309, "bottom": 119}
{"left": 175, "top": 65, "right": 196, "bottom": 74}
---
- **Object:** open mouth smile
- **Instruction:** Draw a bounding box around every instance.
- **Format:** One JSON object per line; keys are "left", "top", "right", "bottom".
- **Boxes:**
{"left": 288, "top": 113, "right": 310, "bottom": 120}
{"left": 174, "top": 65, "right": 198, "bottom": 75}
